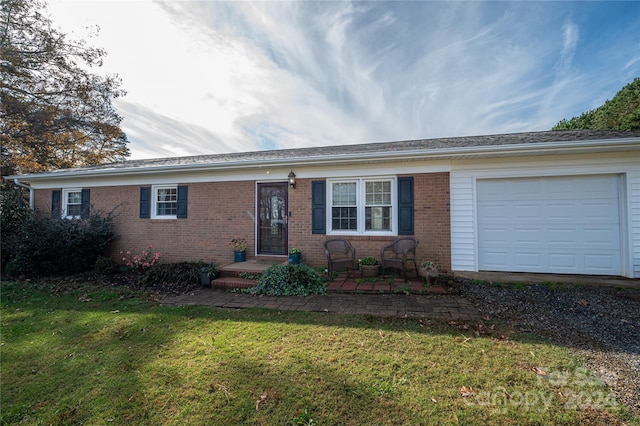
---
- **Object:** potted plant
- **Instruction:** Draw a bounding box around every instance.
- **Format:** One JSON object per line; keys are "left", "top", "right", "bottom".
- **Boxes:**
{"left": 359, "top": 256, "right": 379, "bottom": 278}
{"left": 419, "top": 260, "right": 439, "bottom": 287}
{"left": 288, "top": 247, "right": 302, "bottom": 264}
{"left": 231, "top": 238, "right": 247, "bottom": 262}
{"left": 200, "top": 263, "right": 218, "bottom": 287}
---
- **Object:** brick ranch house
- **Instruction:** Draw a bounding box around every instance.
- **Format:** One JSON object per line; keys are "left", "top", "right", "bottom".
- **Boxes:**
{"left": 7, "top": 130, "right": 640, "bottom": 279}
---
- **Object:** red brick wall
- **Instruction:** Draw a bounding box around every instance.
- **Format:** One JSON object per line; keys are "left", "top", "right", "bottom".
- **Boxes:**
{"left": 32, "top": 172, "right": 451, "bottom": 270}
{"left": 33, "top": 189, "right": 52, "bottom": 216}
{"left": 288, "top": 173, "right": 451, "bottom": 271}
{"left": 34, "top": 182, "right": 256, "bottom": 264}
{"left": 412, "top": 173, "right": 451, "bottom": 271}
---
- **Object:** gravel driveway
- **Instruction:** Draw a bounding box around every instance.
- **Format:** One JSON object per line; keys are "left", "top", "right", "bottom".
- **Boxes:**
{"left": 460, "top": 280, "right": 640, "bottom": 417}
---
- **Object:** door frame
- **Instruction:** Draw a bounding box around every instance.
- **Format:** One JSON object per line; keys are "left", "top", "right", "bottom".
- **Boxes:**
{"left": 255, "top": 181, "right": 289, "bottom": 256}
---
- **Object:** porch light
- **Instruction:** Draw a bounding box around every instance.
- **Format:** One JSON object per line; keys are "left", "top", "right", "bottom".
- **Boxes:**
{"left": 288, "top": 170, "right": 296, "bottom": 189}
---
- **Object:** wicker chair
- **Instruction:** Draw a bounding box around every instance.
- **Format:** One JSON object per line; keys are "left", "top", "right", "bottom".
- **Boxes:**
{"left": 380, "top": 237, "right": 419, "bottom": 281}
{"left": 324, "top": 239, "right": 356, "bottom": 279}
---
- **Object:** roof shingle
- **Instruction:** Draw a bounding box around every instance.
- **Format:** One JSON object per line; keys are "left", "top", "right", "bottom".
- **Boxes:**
{"left": 11, "top": 129, "right": 640, "bottom": 177}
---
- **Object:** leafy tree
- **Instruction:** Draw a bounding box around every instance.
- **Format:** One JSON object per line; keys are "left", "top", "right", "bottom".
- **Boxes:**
{"left": 553, "top": 78, "right": 640, "bottom": 131}
{"left": 0, "top": 0, "right": 129, "bottom": 176}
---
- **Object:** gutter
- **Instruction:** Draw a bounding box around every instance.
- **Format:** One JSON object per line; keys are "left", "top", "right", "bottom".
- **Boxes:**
{"left": 13, "top": 178, "right": 34, "bottom": 210}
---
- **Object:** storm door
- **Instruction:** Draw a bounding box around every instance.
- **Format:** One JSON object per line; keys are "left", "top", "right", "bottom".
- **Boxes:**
{"left": 257, "top": 182, "right": 288, "bottom": 255}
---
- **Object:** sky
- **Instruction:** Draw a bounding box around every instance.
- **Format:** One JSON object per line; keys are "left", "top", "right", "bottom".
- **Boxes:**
{"left": 47, "top": 1, "right": 640, "bottom": 160}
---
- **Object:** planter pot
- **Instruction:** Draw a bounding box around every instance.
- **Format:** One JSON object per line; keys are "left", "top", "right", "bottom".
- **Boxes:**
{"left": 288, "top": 253, "right": 301, "bottom": 265}
{"left": 200, "top": 272, "right": 212, "bottom": 288}
{"left": 234, "top": 251, "right": 246, "bottom": 262}
{"left": 360, "top": 264, "right": 379, "bottom": 278}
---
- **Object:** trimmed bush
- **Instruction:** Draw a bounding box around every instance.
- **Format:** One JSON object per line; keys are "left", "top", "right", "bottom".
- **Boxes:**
{"left": 0, "top": 188, "right": 32, "bottom": 271}
{"left": 139, "top": 262, "right": 203, "bottom": 288}
{"left": 247, "top": 264, "right": 326, "bottom": 296}
{"left": 5, "top": 212, "right": 116, "bottom": 276}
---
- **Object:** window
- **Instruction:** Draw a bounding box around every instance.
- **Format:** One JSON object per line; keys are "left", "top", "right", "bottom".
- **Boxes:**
{"left": 152, "top": 185, "right": 178, "bottom": 219}
{"left": 62, "top": 189, "right": 82, "bottom": 219}
{"left": 328, "top": 178, "right": 395, "bottom": 235}
{"left": 140, "top": 185, "right": 187, "bottom": 219}
{"left": 332, "top": 182, "right": 357, "bottom": 231}
{"left": 365, "top": 181, "right": 392, "bottom": 231}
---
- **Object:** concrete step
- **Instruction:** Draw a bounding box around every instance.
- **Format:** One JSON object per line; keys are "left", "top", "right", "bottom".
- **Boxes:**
{"left": 219, "top": 257, "right": 287, "bottom": 278}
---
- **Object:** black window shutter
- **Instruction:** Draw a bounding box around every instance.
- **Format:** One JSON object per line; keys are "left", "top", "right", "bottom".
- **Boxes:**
{"left": 397, "top": 177, "right": 414, "bottom": 235}
{"left": 140, "top": 187, "right": 151, "bottom": 218}
{"left": 311, "top": 180, "right": 326, "bottom": 234}
{"left": 52, "top": 190, "right": 61, "bottom": 217}
{"left": 80, "top": 189, "right": 90, "bottom": 218}
{"left": 177, "top": 185, "right": 188, "bottom": 219}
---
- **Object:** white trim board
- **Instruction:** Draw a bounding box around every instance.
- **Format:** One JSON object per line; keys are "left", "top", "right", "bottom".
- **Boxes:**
{"left": 23, "top": 161, "right": 451, "bottom": 189}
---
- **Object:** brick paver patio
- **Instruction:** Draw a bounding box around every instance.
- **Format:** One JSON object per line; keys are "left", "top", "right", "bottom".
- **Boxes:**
{"left": 173, "top": 262, "right": 482, "bottom": 320}
{"left": 161, "top": 289, "right": 482, "bottom": 321}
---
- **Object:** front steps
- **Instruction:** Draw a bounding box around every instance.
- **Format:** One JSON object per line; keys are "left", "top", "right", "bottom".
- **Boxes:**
{"left": 212, "top": 257, "right": 286, "bottom": 290}
{"left": 209, "top": 258, "right": 448, "bottom": 294}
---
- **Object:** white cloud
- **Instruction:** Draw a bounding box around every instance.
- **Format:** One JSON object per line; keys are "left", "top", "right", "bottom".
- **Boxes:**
{"left": 557, "top": 19, "right": 580, "bottom": 73}
{"left": 46, "top": 1, "right": 639, "bottom": 159}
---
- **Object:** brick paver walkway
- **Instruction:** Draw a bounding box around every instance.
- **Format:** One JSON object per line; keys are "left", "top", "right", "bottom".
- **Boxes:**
{"left": 161, "top": 289, "right": 482, "bottom": 321}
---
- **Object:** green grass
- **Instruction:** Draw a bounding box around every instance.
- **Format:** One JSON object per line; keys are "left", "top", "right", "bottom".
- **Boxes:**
{"left": 1, "top": 280, "right": 635, "bottom": 425}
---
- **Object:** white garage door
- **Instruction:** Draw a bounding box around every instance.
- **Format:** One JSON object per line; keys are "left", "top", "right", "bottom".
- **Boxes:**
{"left": 477, "top": 175, "right": 621, "bottom": 275}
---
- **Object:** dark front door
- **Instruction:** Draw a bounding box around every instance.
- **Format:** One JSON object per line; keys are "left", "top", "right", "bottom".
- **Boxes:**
{"left": 257, "top": 182, "right": 288, "bottom": 255}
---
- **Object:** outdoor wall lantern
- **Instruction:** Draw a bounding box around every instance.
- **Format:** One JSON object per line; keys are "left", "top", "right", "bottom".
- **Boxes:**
{"left": 288, "top": 171, "right": 296, "bottom": 189}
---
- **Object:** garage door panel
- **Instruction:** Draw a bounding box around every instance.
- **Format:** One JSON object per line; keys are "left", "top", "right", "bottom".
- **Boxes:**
{"left": 478, "top": 227, "right": 509, "bottom": 244}
{"left": 513, "top": 228, "right": 541, "bottom": 244}
{"left": 582, "top": 202, "right": 619, "bottom": 220}
{"left": 513, "top": 180, "right": 542, "bottom": 196}
{"left": 584, "top": 252, "right": 617, "bottom": 274}
{"left": 480, "top": 251, "right": 509, "bottom": 269}
{"left": 548, "top": 228, "right": 578, "bottom": 245}
{"left": 546, "top": 203, "right": 576, "bottom": 220}
{"left": 583, "top": 177, "right": 618, "bottom": 195}
{"left": 546, "top": 179, "right": 576, "bottom": 196}
{"left": 477, "top": 181, "right": 508, "bottom": 198}
{"left": 584, "top": 253, "right": 615, "bottom": 268}
{"left": 514, "top": 252, "right": 542, "bottom": 268}
{"left": 477, "top": 175, "right": 621, "bottom": 275}
{"left": 478, "top": 203, "right": 510, "bottom": 220}
{"left": 583, "top": 227, "right": 620, "bottom": 247}
{"left": 548, "top": 253, "right": 577, "bottom": 269}
{"left": 514, "top": 203, "right": 542, "bottom": 220}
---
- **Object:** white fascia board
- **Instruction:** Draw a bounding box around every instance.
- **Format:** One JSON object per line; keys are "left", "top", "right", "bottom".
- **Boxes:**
{"left": 451, "top": 151, "right": 640, "bottom": 177}
{"left": 7, "top": 137, "right": 639, "bottom": 184}
{"left": 22, "top": 161, "right": 453, "bottom": 189}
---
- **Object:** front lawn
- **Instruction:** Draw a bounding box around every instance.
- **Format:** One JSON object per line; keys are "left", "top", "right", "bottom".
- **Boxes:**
{"left": 1, "top": 280, "right": 634, "bottom": 425}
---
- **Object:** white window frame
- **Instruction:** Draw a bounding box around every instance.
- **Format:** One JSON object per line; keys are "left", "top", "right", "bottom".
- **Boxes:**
{"left": 327, "top": 177, "right": 397, "bottom": 236}
{"left": 62, "top": 188, "right": 82, "bottom": 219}
{"left": 152, "top": 184, "right": 178, "bottom": 219}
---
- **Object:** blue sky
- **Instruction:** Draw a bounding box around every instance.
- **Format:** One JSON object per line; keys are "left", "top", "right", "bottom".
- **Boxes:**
{"left": 48, "top": 1, "right": 640, "bottom": 160}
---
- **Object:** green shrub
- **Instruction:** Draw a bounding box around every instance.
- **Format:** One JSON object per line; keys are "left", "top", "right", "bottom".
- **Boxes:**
{"left": 5, "top": 212, "right": 116, "bottom": 276}
{"left": 247, "top": 264, "right": 326, "bottom": 296}
{"left": 94, "top": 256, "right": 122, "bottom": 275}
{"left": 238, "top": 272, "right": 260, "bottom": 280}
{"left": 139, "top": 262, "right": 204, "bottom": 288}
{"left": 0, "top": 188, "right": 33, "bottom": 271}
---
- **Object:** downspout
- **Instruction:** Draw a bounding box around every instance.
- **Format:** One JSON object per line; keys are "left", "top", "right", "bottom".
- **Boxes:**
{"left": 13, "top": 178, "right": 34, "bottom": 210}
